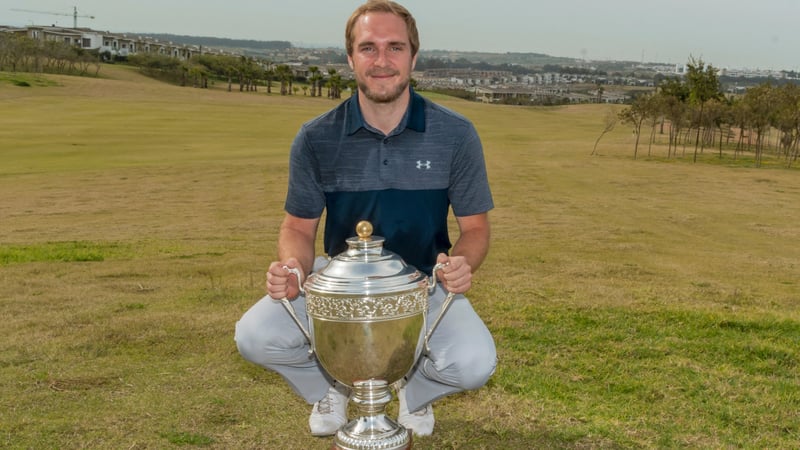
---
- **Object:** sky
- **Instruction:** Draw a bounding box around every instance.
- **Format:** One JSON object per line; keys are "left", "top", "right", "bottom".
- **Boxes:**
{"left": 4, "top": 0, "right": 800, "bottom": 71}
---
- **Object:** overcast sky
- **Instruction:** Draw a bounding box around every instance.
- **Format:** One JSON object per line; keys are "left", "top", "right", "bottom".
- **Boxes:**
{"left": 4, "top": 0, "right": 799, "bottom": 70}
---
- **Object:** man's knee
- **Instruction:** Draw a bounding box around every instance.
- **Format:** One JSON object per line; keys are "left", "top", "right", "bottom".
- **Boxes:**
{"left": 455, "top": 344, "right": 497, "bottom": 390}
{"left": 425, "top": 336, "right": 496, "bottom": 390}
{"left": 235, "top": 304, "right": 311, "bottom": 368}
{"left": 234, "top": 317, "right": 267, "bottom": 366}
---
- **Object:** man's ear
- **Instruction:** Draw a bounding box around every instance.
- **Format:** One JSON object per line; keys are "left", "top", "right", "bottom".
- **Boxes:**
{"left": 347, "top": 55, "right": 354, "bottom": 70}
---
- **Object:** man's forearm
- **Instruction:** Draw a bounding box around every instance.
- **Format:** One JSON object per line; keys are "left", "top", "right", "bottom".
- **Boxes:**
{"left": 277, "top": 215, "right": 319, "bottom": 277}
{"left": 452, "top": 213, "right": 491, "bottom": 273}
{"left": 451, "top": 231, "right": 489, "bottom": 273}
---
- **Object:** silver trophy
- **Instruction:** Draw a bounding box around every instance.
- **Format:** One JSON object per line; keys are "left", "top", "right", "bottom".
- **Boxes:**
{"left": 280, "top": 221, "right": 455, "bottom": 450}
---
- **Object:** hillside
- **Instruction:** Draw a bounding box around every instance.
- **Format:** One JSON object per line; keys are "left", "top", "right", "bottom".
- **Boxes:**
{"left": 135, "top": 33, "right": 292, "bottom": 52}
{"left": 1, "top": 68, "right": 798, "bottom": 449}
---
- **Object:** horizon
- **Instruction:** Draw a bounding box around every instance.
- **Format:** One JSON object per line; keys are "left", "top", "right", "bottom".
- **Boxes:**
{"left": 4, "top": 25, "right": 795, "bottom": 75}
{"left": 5, "top": 0, "right": 800, "bottom": 71}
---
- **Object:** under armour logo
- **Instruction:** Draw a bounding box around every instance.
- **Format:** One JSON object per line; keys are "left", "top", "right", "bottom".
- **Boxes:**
{"left": 416, "top": 160, "right": 431, "bottom": 170}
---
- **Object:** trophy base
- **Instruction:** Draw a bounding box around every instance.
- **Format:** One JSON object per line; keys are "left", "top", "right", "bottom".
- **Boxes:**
{"left": 333, "top": 414, "right": 411, "bottom": 450}
{"left": 331, "top": 380, "right": 412, "bottom": 450}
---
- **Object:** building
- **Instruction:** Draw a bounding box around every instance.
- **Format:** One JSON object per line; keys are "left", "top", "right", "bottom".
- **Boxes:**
{"left": 0, "top": 24, "right": 223, "bottom": 60}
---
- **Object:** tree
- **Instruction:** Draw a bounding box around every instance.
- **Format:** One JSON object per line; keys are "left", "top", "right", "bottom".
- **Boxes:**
{"left": 191, "top": 54, "right": 237, "bottom": 91}
{"left": 703, "top": 97, "right": 733, "bottom": 158}
{"left": 771, "top": 83, "right": 800, "bottom": 167}
{"left": 595, "top": 83, "right": 605, "bottom": 103}
{"left": 645, "top": 94, "right": 665, "bottom": 158}
{"left": 591, "top": 109, "right": 617, "bottom": 156}
{"left": 658, "top": 77, "right": 690, "bottom": 158}
{"left": 685, "top": 57, "right": 723, "bottom": 162}
{"left": 729, "top": 96, "right": 749, "bottom": 159}
{"left": 327, "top": 68, "right": 343, "bottom": 99}
{"left": 275, "top": 64, "right": 293, "bottom": 95}
{"left": 308, "top": 66, "right": 320, "bottom": 97}
{"left": 742, "top": 83, "right": 774, "bottom": 167}
{"left": 618, "top": 93, "right": 651, "bottom": 159}
{"left": 263, "top": 64, "right": 275, "bottom": 94}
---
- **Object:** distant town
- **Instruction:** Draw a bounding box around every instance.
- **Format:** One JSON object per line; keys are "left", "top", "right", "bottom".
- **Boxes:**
{"left": 3, "top": 23, "right": 799, "bottom": 105}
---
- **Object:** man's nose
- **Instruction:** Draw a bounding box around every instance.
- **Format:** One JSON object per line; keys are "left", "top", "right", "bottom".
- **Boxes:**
{"left": 374, "top": 48, "right": 390, "bottom": 66}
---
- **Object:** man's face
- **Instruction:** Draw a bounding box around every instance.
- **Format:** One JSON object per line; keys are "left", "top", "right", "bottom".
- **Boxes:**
{"left": 348, "top": 12, "right": 417, "bottom": 104}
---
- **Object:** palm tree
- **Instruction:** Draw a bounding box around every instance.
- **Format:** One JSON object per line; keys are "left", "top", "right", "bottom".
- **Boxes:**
{"left": 226, "top": 65, "right": 235, "bottom": 92}
{"left": 327, "top": 68, "right": 343, "bottom": 99}
{"left": 327, "top": 68, "right": 336, "bottom": 98}
{"left": 595, "top": 83, "right": 605, "bottom": 103}
{"left": 237, "top": 56, "right": 248, "bottom": 92}
{"left": 264, "top": 65, "right": 275, "bottom": 94}
{"left": 275, "top": 65, "right": 295, "bottom": 95}
{"left": 308, "top": 66, "right": 320, "bottom": 97}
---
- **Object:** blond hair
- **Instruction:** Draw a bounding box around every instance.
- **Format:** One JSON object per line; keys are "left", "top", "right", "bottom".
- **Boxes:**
{"left": 345, "top": 0, "right": 420, "bottom": 57}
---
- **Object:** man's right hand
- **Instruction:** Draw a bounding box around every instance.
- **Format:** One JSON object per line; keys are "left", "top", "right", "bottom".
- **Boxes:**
{"left": 266, "top": 258, "right": 304, "bottom": 300}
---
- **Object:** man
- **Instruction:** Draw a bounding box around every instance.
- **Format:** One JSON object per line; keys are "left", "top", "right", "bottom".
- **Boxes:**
{"left": 235, "top": 0, "right": 496, "bottom": 438}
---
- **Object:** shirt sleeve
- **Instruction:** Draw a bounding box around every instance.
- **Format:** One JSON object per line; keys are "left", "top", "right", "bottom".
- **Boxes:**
{"left": 449, "top": 123, "right": 494, "bottom": 217}
{"left": 284, "top": 126, "right": 326, "bottom": 219}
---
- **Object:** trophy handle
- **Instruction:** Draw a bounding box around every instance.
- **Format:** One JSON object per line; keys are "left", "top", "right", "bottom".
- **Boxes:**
{"left": 423, "top": 263, "right": 457, "bottom": 355}
{"left": 278, "top": 266, "right": 313, "bottom": 349}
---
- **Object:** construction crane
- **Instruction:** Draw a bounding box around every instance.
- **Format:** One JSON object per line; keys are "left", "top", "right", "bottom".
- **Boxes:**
{"left": 10, "top": 6, "right": 95, "bottom": 29}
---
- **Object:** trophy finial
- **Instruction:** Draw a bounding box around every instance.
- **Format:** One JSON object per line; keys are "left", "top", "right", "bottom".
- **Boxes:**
{"left": 356, "top": 221, "right": 373, "bottom": 241}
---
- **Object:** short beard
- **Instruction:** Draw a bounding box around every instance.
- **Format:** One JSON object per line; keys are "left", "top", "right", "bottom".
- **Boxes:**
{"left": 357, "top": 76, "right": 410, "bottom": 104}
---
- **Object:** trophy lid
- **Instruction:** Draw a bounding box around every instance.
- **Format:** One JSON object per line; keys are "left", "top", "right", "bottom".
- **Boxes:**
{"left": 305, "top": 221, "right": 427, "bottom": 295}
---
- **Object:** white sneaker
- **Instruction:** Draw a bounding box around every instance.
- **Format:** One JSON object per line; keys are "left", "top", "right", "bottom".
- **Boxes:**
{"left": 397, "top": 387, "right": 435, "bottom": 436}
{"left": 309, "top": 385, "right": 348, "bottom": 436}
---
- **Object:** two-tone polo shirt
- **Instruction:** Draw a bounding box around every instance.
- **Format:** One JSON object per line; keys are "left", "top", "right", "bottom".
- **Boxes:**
{"left": 284, "top": 89, "right": 493, "bottom": 275}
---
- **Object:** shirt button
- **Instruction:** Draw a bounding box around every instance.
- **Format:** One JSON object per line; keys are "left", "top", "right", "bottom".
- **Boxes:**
{"left": 383, "top": 138, "right": 389, "bottom": 144}
{"left": 383, "top": 159, "right": 389, "bottom": 165}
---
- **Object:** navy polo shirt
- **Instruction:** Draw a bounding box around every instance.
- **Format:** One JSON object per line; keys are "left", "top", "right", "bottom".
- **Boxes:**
{"left": 285, "top": 89, "right": 493, "bottom": 275}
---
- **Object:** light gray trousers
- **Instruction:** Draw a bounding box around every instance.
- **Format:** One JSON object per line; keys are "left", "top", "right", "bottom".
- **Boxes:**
{"left": 234, "top": 259, "right": 497, "bottom": 412}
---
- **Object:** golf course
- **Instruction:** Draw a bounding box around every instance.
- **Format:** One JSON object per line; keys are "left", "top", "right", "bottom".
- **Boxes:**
{"left": 1, "top": 65, "right": 798, "bottom": 449}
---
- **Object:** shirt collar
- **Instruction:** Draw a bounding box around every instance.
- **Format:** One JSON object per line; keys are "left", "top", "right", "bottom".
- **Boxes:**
{"left": 345, "top": 88, "right": 427, "bottom": 136}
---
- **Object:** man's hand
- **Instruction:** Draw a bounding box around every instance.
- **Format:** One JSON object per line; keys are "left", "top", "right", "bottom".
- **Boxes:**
{"left": 435, "top": 253, "right": 472, "bottom": 294}
{"left": 266, "top": 257, "right": 304, "bottom": 300}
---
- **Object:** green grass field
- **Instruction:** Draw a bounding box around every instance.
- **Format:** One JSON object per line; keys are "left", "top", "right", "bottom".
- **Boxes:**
{"left": 1, "top": 66, "right": 798, "bottom": 449}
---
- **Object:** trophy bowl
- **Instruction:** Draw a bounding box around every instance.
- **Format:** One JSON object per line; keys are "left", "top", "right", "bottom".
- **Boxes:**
{"left": 280, "top": 221, "right": 456, "bottom": 450}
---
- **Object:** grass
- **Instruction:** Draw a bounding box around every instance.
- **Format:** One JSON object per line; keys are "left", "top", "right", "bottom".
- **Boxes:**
{"left": 0, "top": 72, "right": 60, "bottom": 88}
{"left": 0, "top": 241, "right": 131, "bottom": 264}
{"left": 1, "top": 65, "right": 798, "bottom": 449}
